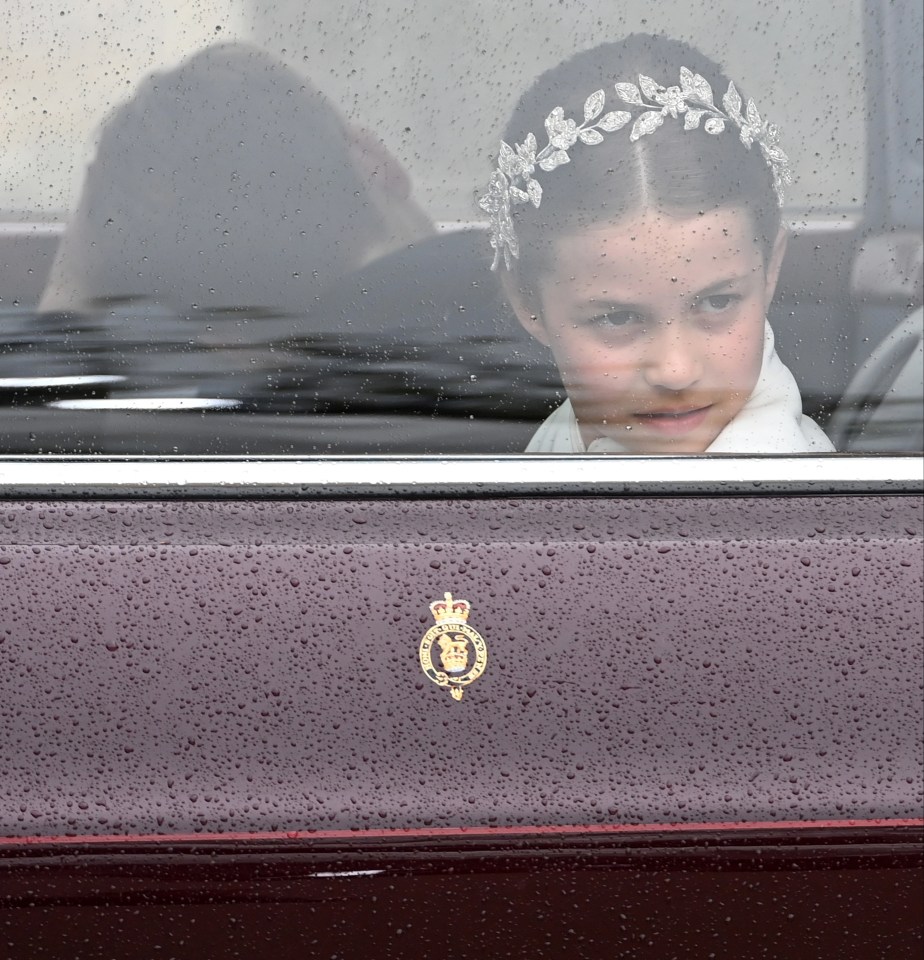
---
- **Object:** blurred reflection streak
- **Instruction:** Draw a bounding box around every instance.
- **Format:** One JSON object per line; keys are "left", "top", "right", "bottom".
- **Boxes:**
{"left": 50, "top": 398, "right": 242, "bottom": 411}
{"left": 0, "top": 376, "right": 124, "bottom": 389}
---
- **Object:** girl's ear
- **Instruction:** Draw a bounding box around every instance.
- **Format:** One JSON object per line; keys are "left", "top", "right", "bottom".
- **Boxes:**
{"left": 501, "top": 273, "right": 552, "bottom": 347}
{"left": 763, "top": 226, "right": 789, "bottom": 311}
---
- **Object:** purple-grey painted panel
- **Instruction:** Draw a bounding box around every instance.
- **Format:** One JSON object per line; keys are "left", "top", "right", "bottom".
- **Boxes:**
{"left": 1, "top": 496, "right": 921, "bottom": 837}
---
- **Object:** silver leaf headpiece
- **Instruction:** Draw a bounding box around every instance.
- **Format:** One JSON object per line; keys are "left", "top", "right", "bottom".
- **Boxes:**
{"left": 478, "top": 67, "right": 792, "bottom": 271}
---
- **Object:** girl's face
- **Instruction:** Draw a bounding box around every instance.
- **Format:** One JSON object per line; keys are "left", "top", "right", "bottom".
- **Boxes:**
{"left": 518, "top": 206, "right": 787, "bottom": 454}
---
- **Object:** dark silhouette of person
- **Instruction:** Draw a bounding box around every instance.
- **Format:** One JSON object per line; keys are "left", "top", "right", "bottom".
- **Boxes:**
{"left": 35, "top": 42, "right": 561, "bottom": 453}
{"left": 40, "top": 42, "right": 432, "bottom": 317}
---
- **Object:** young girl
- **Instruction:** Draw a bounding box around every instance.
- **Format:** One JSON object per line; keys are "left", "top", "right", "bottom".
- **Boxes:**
{"left": 479, "top": 35, "right": 833, "bottom": 454}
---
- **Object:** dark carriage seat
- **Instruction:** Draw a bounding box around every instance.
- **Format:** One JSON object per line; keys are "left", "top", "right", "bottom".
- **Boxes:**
{"left": 265, "top": 228, "right": 565, "bottom": 443}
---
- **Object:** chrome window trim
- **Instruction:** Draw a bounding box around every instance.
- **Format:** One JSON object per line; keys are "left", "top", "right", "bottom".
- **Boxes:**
{"left": 0, "top": 455, "right": 920, "bottom": 498}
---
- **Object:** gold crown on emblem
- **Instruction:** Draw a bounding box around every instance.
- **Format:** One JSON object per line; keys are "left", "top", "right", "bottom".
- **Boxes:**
{"left": 430, "top": 592, "right": 470, "bottom": 624}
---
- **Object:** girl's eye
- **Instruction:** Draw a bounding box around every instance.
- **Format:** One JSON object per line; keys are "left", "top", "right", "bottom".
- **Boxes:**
{"left": 697, "top": 294, "right": 740, "bottom": 314}
{"left": 587, "top": 310, "right": 644, "bottom": 330}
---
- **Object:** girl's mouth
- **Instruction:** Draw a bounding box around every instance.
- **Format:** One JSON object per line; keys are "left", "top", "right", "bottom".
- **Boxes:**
{"left": 634, "top": 405, "right": 713, "bottom": 434}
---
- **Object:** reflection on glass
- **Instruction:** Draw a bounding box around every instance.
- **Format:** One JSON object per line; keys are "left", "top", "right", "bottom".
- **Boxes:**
{"left": 39, "top": 42, "right": 432, "bottom": 316}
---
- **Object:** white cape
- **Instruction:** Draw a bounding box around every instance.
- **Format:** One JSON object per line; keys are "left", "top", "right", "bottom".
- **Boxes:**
{"left": 526, "top": 322, "right": 834, "bottom": 454}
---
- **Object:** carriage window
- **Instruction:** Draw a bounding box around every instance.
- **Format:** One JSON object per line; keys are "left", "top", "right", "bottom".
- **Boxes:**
{"left": 1, "top": 1, "right": 920, "bottom": 457}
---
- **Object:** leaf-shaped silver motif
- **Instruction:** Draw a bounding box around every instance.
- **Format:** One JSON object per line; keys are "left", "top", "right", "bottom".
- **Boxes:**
{"left": 578, "top": 128, "right": 604, "bottom": 145}
{"left": 509, "top": 186, "right": 530, "bottom": 203}
{"left": 630, "top": 110, "right": 664, "bottom": 141}
{"left": 477, "top": 169, "right": 507, "bottom": 215}
{"left": 722, "top": 82, "right": 742, "bottom": 121}
{"left": 538, "top": 149, "right": 570, "bottom": 171}
{"left": 638, "top": 74, "right": 661, "bottom": 100}
{"left": 526, "top": 178, "right": 542, "bottom": 207}
{"left": 515, "top": 139, "right": 538, "bottom": 168}
{"left": 597, "top": 110, "right": 631, "bottom": 132}
{"left": 498, "top": 141, "right": 518, "bottom": 176}
{"left": 762, "top": 145, "right": 789, "bottom": 166}
{"left": 544, "top": 106, "right": 565, "bottom": 136}
{"left": 584, "top": 90, "right": 605, "bottom": 121}
{"left": 687, "top": 72, "right": 715, "bottom": 106}
{"left": 745, "top": 98, "right": 761, "bottom": 128}
{"left": 614, "top": 82, "right": 643, "bottom": 105}
{"left": 704, "top": 117, "right": 726, "bottom": 135}
{"left": 683, "top": 109, "right": 704, "bottom": 130}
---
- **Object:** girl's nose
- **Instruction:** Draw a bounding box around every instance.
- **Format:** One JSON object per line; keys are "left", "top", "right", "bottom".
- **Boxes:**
{"left": 642, "top": 326, "right": 703, "bottom": 391}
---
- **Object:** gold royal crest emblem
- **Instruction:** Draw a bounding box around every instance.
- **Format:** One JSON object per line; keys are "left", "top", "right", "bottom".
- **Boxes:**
{"left": 419, "top": 592, "right": 488, "bottom": 701}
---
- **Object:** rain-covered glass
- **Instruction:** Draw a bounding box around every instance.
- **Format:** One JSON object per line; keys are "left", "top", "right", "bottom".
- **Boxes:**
{"left": 2, "top": 0, "right": 921, "bottom": 455}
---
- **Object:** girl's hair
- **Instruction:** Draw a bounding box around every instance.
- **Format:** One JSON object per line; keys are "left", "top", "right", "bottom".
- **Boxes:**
{"left": 501, "top": 34, "right": 783, "bottom": 297}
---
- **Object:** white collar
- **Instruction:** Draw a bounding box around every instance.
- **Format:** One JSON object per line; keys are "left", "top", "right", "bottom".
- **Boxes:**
{"left": 526, "top": 322, "right": 833, "bottom": 454}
